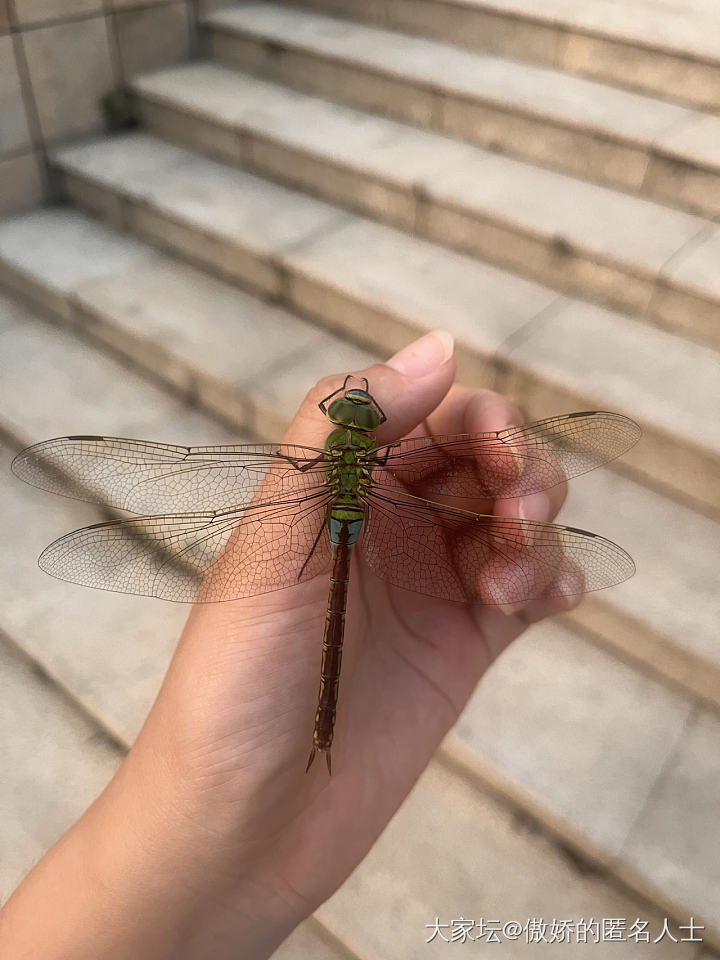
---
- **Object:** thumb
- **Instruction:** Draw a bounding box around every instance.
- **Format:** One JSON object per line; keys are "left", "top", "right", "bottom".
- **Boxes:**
{"left": 283, "top": 330, "right": 456, "bottom": 447}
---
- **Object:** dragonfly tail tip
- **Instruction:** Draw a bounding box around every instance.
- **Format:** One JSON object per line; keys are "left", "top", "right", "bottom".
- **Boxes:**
{"left": 305, "top": 746, "right": 332, "bottom": 775}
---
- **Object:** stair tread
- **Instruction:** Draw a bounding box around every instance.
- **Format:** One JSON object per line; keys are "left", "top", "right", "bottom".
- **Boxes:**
{"left": 0, "top": 293, "right": 239, "bottom": 449}
{"left": 426, "top": 0, "right": 720, "bottom": 62}
{"left": 0, "top": 626, "right": 122, "bottom": 893}
{"left": 135, "top": 61, "right": 482, "bottom": 182}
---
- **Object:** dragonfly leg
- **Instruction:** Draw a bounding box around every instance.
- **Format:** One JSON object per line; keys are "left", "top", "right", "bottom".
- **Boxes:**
{"left": 297, "top": 509, "right": 330, "bottom": 581}
{"left": 373, "top": 442, "right": 399, "bottom": 467}
{"left": 275, "top": 451, "right": 326, "bottom": 472}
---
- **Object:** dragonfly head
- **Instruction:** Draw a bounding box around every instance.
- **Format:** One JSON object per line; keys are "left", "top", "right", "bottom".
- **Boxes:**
{"left": 319, "top": 377, "right": 387, "bottom": 432}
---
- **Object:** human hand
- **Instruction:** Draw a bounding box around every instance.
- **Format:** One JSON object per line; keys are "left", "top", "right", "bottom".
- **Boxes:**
{"left": 0, "top": 331, "right": 571, "bottom": 960}
{"left": 121, "top": 331, "right": 572, "bottom": 949}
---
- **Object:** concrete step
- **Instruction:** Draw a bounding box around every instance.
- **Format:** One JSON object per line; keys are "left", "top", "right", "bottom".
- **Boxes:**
{"left": 40, "top": 137, "right": 720, "bottom": 516}
{"left": 2, "top": 208, "right": 719, "bottom": 726}
{"left": 0, "top": 358, "right": 716, "bottom": 949}
{"left": 0, "top": 628, "right": 122, "bottom": 898}
{"left": 557, "top": 463, "right": 720, "bottom": 714}
{"left": 291, "top": 0, "right": 720, "bottom": 111}
{"left": 444, "top": 626, "right": 720, "bottom": 949}
{"left": 319, "top": 760, "right": 708, "bottom": 956}
{"left": 200, "top": 4, "right": 720, "bottom": 219}
{"left": 132, "top": 60, "right": 720, "bottom": 355}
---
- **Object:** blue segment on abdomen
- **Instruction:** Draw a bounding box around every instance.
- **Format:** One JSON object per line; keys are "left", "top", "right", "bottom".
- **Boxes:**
{"left": 330, "top": 514, "right": 363, "bottom": 546}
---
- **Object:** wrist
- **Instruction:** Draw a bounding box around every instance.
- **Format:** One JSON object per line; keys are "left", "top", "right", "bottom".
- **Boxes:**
{"left": 0, "top": 747, "right": 303, "bottom": 960}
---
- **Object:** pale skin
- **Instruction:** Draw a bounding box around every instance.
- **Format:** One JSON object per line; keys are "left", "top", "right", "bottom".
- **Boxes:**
{"left": 0, "top": 331, "right": 575, "bottom": 959}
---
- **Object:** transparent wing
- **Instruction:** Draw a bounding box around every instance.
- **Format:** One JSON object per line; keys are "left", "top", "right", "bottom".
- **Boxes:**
{"left": 38, "top": 491, "right": 333, "bottom": 602}
{"left": 371, "top": 412, "right": 641, "bottom": 503}
{"left": 12, "top": 436, "right": 330, "bottom": 514}
{"left": 360, "top": 489, "right": 634, "bottom": 605}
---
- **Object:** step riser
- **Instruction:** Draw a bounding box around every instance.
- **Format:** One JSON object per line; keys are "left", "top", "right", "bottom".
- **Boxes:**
{"left": 53, "top": 163, "right": 720, "bottom": 517}
{"left": 562, "top": 36, "right": 720, "bottom": 113}
{"left": 202, "top": 23, "right": 720, "bottom": 221}
{"left": 136, "top": 93, "right": 720, "bottom": 356}
{"left": 292, "top": 0, "right": 720, "bottom": 111}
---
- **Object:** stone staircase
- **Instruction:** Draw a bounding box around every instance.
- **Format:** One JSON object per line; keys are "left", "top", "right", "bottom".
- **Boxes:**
{"left": 1, "top": 1, "right": 719, "bottom": 956}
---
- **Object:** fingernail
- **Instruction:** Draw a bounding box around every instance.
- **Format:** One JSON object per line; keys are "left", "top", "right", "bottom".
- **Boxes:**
{"left": 518, "top": 492, "right": 550, "bottom": 522}
{"left": 386, "top": 329, "right": 454, "bottom": 377}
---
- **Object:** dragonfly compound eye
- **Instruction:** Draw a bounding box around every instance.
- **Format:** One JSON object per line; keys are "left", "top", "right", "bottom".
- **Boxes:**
{"left": 326, "top": 395, "right": 383, "bottom": 431}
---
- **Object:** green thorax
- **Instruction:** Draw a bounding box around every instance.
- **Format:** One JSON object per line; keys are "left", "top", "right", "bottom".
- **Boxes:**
{"left": 325, "top": 426, "right": 376, "bottom": 505}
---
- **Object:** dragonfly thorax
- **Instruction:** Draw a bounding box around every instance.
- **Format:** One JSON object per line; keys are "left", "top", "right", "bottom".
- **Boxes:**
{"left": 324, "top": 427, "right": 375, "bottom": 504}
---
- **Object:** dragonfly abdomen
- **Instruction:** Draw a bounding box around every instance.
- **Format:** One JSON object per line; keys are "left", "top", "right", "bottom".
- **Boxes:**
{"left": 307, "top": 507, "right": 363, "bottom": 774}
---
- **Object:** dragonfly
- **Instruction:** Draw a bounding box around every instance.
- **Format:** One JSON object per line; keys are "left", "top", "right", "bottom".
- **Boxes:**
{"left": 12, "top": 378, "right": 640, "bottom": 773}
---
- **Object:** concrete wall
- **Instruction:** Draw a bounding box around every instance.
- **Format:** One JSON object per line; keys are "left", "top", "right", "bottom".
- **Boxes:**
{"left": 0, "top": 0, "right": 196, "bottom": 217}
